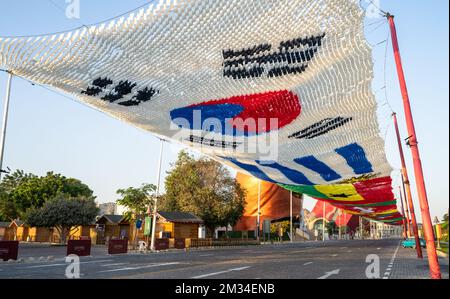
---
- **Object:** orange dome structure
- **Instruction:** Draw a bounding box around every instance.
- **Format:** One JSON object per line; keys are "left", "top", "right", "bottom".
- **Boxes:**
{"left": 233, "top": 172, "right": 303, "bottom": 231}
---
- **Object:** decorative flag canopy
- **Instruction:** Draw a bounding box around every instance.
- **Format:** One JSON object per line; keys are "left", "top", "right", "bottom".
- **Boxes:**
{"left": 0, "top": 0, "right": 403, "bottom": 224}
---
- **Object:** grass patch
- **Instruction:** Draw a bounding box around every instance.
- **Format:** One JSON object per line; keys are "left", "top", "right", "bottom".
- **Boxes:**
{"left": 437, "top": 242, "right": 448, "bottom": 254}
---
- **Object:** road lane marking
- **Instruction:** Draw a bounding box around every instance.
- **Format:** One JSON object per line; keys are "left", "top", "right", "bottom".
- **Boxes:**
{"left": 303, "top": 262, "right": 313, "bottom": 266}
{"left": 389, "top": 244, "right": 400, "bottom": 264}
{"left": 331, "top": 254, "right": 338, "bottom": 257}
{"left": 102, "top": 263, "right": 129, "bottom": 267}
{"left": 26, "top": 259, "right": 113, "bottom": 269}
{"left": 98, "top": 262, "right": 180, "bottom": 273}
{"left": 26, "top": 263, "right": 67, "bottom": 268}
{"left": 191, "top": 266, "right": 251, "bottom": 279}
{"left": 199, "top": 254, "right": 214, "bottom": 257}
{"left": 318, "top": 269, "right": 340, "bottom": 279}
{"left": 383, "top": 242, "right": 401, "bottom": 279}
{"left": 289, "top": 249, "right": 314, "bottom": 254}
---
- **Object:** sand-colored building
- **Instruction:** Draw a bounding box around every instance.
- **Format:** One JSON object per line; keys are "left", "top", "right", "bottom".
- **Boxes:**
{"left": 155, "top": 211, "right": 203, "bottom": 239}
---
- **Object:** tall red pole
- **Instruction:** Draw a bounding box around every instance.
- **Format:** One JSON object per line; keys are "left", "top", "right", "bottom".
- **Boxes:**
{"left": 398, "top": 187, "right": 408, "bottom": 240}
{"left": 393, "top": 112, "right": 422, "bottom": 258}
{"left": 388, "top": 14, "right": 441, "bottom": 279}
{"left": 401, "top": 173, "right": 412, "bottom": 236}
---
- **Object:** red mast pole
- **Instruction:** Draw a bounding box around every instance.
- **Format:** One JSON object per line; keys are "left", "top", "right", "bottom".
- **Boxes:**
{"left": 388, "top": 14, "right": 441, "bottom": 279}
{"left": 398, "top": 186, "right": 408, "bottom": 240}
{"left": 393, "top": 112, "right": 422, "bottom": 258}
{"left": 401, "top": 172, "right": 412, "bottom": 236}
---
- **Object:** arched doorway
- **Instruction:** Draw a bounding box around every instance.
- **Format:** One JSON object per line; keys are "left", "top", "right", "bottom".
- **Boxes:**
{"left": 311, "top": 218, "right": 327, "bottom": 241}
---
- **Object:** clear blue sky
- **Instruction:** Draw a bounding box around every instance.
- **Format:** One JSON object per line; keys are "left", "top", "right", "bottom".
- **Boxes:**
{"left": 0, "top": 1, "right": 448, "bottom": 221}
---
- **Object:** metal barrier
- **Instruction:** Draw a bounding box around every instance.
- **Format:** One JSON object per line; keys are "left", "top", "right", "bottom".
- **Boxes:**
{"left": 190, "top": 238, "right": 213, "bottom": 248}
{"left": 154, "top": 238, "right": 170, "bottom": 250}
{"left": 190, "top": 238, "right": 259, "bottom": 248}
{"left": 108, "top": 238, "right": 128, "bottom": 255}
{"left": 174, "top": 238, "right": 186, "bottom": 249}
{"left": 67, "top": 239, "right": 91, "bottom": 256}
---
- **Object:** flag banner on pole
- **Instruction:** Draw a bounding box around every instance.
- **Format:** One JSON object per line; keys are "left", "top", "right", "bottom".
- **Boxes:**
{"left": 0, "top": 0, "right": 402, "bottom": 224}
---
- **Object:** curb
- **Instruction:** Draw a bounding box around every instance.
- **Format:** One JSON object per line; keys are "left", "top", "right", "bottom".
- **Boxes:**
{"left": 0, "top": 255, "right": 60, "bottom": 265}
{"left": 437, "top": 250, "right": 449, "bottom": 259}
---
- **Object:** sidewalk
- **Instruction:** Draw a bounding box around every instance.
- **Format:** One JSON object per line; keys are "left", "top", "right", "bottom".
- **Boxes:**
{"left": 389, "top": 246, "right": 449, "bottom": 279}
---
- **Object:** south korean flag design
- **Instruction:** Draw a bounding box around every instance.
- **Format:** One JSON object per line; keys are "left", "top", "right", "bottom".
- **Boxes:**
{"left": 0, "top": 0, "right": 400, "bottom": 223}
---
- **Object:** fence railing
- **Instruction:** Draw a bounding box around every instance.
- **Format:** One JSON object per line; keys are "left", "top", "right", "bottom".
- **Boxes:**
{"left": 190, "top": 238, "right": 260, "bottom": 248}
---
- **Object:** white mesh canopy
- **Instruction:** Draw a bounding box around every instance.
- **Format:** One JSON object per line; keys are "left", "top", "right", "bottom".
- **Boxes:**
{"left": 0, "top": 0, "right": 402, "bottom": 223}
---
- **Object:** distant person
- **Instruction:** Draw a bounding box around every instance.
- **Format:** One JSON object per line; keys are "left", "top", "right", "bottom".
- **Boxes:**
{"left": 120, "top": 229, "right": 127, "bottom": 240}
{"left": 278, "top": 227, "right": 284, "bottom": 243}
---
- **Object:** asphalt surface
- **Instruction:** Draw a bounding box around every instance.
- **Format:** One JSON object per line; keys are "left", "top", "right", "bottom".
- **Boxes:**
{"left": 2, "top": 239, "right": 438, "bottom": 279}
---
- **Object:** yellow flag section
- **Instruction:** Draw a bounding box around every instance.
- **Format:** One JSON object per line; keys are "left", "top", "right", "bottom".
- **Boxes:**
{"left": 281, "top": 176, "right": 404, "bottom": 224}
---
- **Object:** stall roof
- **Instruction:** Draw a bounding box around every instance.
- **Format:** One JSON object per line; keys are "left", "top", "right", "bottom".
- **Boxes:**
{"left": 96, "top": 215, "right": 126, "bottom": 225}
{"left": 158, "top": 212, "right": 203, "bottom": 224}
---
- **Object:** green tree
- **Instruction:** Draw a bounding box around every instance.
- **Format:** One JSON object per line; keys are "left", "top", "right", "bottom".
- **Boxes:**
{"left": 160, "top": 151, "right": 196, "bottom": 212}
{"left": 326, "top": 220, "right": 338, "bottom": 237}
{"left": 161, "top": 151, "right": 246, "bottom": 236}
{"left": 0, "top": 189, "right": 19, "bottom": 221}
{"left": 0, "top": 170, "right": 35, "bottom": 221}
{"left": 0, "top": 170, "right": 94, "bottom": 219}
{"left": 26, "top": 194, "right": 99, "bottom": 244}
{"left": 0, "top": 170, "right": 35, "bottom": 192}
{"left": 271, "top": 221, "right": 290, "bottom": 241}
{"left": 116, "top": 183, "right": 157, "bottom": 221}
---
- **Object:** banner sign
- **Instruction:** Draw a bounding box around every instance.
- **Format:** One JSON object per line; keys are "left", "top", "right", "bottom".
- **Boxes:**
{"left": 0, "top": 241, "right": 19, "bottom": 261}
{"left": 108, "top": 239, "right": 128, "bottom": 255}
{"left": 144, "top": 217, "right": 152, "bottom": 236}
{"left": 67, "top": 240, "right": 91, "bottom": 257}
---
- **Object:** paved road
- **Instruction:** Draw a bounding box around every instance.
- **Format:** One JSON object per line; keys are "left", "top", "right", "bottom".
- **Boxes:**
{"left": 0, "top": 239, "right": 448, "bottom": 279}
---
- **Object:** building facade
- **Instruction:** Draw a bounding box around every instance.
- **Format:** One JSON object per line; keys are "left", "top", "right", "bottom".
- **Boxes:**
{"left": 98, "top": 202, "right": 117, "bottom": 215}
{"left": 233, "top": 172, "right": 303, "bottom": 232}
{"left": 369, "top": 221, "right": 403, "bottom": 239}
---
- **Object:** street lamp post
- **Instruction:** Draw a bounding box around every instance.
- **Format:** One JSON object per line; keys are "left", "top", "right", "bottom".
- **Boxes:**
{"left": 343, "top": 211, "right": 347, "bottom": 240}
{"left": 338, "top": 210, "right": 342, "bottom": 240}
{"left": 290, "top": 191, "right": 293, "bottom": 243}
{"left": 150, "top": 139, "right": 165, "bottom": 252}
{"left": 323, "top": 202, "right": 326, "bottom": 242}
{"left": 360, "top": 217, "right": 363, "bottom": 240}
{"left": 0, "top": 72, "right": 13, "bottom": 180}
{"left": 257, "top": 180, "right": 261, "bottom": 242}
